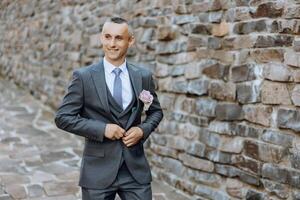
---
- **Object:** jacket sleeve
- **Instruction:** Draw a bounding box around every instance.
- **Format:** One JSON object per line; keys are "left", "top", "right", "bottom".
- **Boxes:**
{"left": 54, "top": 70, "right": 106, "bottom": 142}
{"left": 138, "top": 73, "right": 164, "bottom": 142}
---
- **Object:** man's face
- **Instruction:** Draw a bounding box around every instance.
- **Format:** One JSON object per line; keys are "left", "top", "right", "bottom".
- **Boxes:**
{"left": 100, "top": 22, "right": 134, "bottom": 65}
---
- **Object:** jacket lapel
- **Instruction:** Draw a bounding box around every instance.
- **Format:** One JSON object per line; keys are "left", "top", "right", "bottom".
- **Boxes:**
{"left": 125, "top": 63, "right": 142, "bottom": 130}
{"left": 90, "top": 60, "right": 116, "bottom": 122}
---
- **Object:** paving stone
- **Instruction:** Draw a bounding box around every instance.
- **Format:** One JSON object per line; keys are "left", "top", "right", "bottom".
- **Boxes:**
{"left": 27, "top": 184, "right": 45, "bottom": 198}
{"left": 44, "top": 181, "right": 79, "bottom": 196}
{"left": 4, "top": 184, "right": 27, "bottom": 199}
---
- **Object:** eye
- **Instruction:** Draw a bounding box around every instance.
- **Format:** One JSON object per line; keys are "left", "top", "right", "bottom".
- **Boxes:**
{"left": 116, "top": 36, "right": 123, "bottom": 41}
{"left": 105, "top": 34, "right": 111, "bottom": 39}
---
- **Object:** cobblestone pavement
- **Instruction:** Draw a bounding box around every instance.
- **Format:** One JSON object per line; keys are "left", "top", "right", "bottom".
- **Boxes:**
{"left": 0, "top": 78, "right": 189, "bottom": 200}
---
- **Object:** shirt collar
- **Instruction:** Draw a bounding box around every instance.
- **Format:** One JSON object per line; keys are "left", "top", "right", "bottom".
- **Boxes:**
{"left": 103, "top": 57, "right": 127, "bottom": 74}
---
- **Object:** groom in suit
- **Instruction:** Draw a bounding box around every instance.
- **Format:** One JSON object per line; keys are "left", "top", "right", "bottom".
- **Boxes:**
{"left": 55, "top": 17, "right": 163, "bottom": 200}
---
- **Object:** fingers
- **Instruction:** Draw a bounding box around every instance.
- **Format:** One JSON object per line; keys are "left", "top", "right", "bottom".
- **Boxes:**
{"left": 123, "top": 137, "right": 137, "bottom": 147}
{"left": 104, "top": 124, "right": 125, "bottom": 140}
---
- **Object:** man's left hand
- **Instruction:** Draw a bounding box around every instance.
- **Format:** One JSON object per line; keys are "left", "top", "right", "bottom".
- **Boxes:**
{"left": 122, "top": 127, "right": 143, "bottom": 147}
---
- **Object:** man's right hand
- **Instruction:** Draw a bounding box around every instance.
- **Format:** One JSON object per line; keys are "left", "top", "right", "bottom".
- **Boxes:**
{"left": 104, "top": 124, "right": 125, "bottom": 140}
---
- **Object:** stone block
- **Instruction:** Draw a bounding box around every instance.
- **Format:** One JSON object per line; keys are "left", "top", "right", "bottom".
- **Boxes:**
{"left": 194, "top": 185, "right": 231, "bottom": 200}
{"left": 89, "top": 33, "right": 100, "bottom": 47}
{"left": 250, "top": 49, "right": 284, "bottom": 63}
{"left": 208, "top": 11, "right": 223, "bottom": 23}
{"left": 173, "top": 15, "right": 197, "bottom": 25}
{"left": 245, "top": 190, "right": 268, "bottom": 200}
{"left": 163, "top": 157, "right": 185, "bottom": 176}
{"left": 263, "top": 62, "right": 292, "bottom": 82}
{"left": 186, "top": 141, "right": 206, "bottom": 158}
{"left": 215, "top": 164, "right": 260, "bottom": 186}
{"left": 202, "top": 63, "right": 229, "bottom": 81}
{"left": 261, "top": 81, "right": 291, "bottom": 105}
{"left": 254, "top": 35, "right": 294, "bottom": 48}
{"left": 190, "top": 23, "right": 212, "bottom": 35}
{"left": 212, "top": 21, "right": 229, "bottom": 37}
{"left": 187, "top": 34, "right": 207, "bottom": 50}
{"left": 157, "top": 25, "right": 177, "bottom": 41}
{"left": 290, "top": 148, "right": 300, "bottom": 170}
{"left": 225, "top": 7, "right": 251, "bottom": 22}
{"left": 271, "top": 19, "right": 300, "bottom": 35}
{"left": 199, "top": 130, "right": 220, "bottom": 149}
{"left": 233, "top": 20, "right": 267, "bottom": 34}
{"left": 293, "top": 70, "right": 300, "bottom": 82}
{"left": 157, "top": 52, "right": 198, "bottom": 65}
{"left": 232, "top": 155, "right": 262, "bottom": 175}
{"left": 209, "top": 121, "right": 236, "bottom": 136}
{"left": 261, "top": 179, "right": 289, "bottom": 199}
{"left": 237, "top": 81, "right": 261, "bottom": 104}
{"left": 284, "top": 50, "right": 300, "bottom": 67}
{"left": 277, "top": 108, "right": 300, "bottom": 132}
{"left": 251, "top": 2, "right": 284, "bottom": 18}
{"left": 206, "top": 149, "right": 232, "bottom": 164}
{"left": 261, "top": 130, "right": 294, "bottom": 148}
{"left": 188, "top": 115, "right": 209, "bottom": 127}
{"left": 179, "top": 153, "right": 214, "bottom": 172}
{"left": 262, "top": 163, "right": 289, "bottom": 184}
{"left": 226, "top": 178, "right": 246, "bottom": 199}
{"left": 154, "top": 62, "right": 169, "bottom": 78}
{"left": 184, "top": 62, "right": 202, "bottom": 79}
{"left": 209, "top": 81, "right": 236, "bottom": 101}
{"left": 172, "top": 77, "right": 188, "bottom": 93}
{"left": 165, "top": 135, "right": 188, "bottom": 151}
{"left": 292, "top": 85, "right": 300, "bottom": 106}
{"left": 155, "top": 40, "right": 187, "bottom": 54}
{"left": 219, "top": 137, "right": 244, "bottom": 154}
{"left": 215, "top": 103, "right": 243, "bottom": 121}
{"left": 158, "top": 77, "right": 172, "bottom": 92}
{"left": 231, "top": 64, "right": 257, "bottom": 83}
{"left": 243, "top": 105, "right": 272, "bottom": 127}
{"left": 294, "top": 37, "right": 300, "bottom": 52}
{"left": 187, "top": 79, "right": 209, "bottom": 96}
{"left": 195, "top": 98, "right": 217, "bottom": 117}
{"left": 284, "top": 6, "right": 300, "bottom": 19}
{"left": 186, "top": 168, "right": 222, "bottom": 187}
{"left": 67, "top": 52, "right": 80, "bottom": 62}
{"left": 244, "top": 140, "right": 287, "bottom": 163}
{"left": 207, "top": 36, "right": 222, "bottom": 49}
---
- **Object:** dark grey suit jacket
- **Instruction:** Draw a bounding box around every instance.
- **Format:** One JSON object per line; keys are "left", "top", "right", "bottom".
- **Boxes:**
{"left": 54, "top": 60, "right": 163, "bottom": 189}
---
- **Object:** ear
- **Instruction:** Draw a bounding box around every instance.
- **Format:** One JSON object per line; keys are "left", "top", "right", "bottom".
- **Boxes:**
{"left": 128, "top": 35, "right": 135, "bottom": 47}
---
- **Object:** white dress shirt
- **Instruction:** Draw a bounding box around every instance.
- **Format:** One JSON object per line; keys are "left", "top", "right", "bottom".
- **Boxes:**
{"left": 103, "top": 57, "right": 133, "bottom": 110}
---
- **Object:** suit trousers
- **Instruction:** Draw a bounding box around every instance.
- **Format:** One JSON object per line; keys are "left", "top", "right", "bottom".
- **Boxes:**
{"left": 81, "top": 162, "right": 152, "bottom": 200}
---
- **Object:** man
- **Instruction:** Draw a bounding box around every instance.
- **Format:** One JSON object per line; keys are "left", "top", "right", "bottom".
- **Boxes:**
{"left": 55, "top": 17, "right": 163, "bottom": 200}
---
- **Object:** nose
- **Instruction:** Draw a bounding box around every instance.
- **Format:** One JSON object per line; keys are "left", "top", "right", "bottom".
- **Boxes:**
{"left": 109, "top": 38, "right": 116, "bottom": 47}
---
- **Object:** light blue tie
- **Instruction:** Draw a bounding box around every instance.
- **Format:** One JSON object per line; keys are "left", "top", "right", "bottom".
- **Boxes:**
{"left": 112, "top": 68, "right": 123, "bottom": 108}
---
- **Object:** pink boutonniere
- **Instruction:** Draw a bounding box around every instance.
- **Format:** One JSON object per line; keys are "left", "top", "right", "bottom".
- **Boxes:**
{"left": 139, "top": 90, "right": 153, "bottom": 111}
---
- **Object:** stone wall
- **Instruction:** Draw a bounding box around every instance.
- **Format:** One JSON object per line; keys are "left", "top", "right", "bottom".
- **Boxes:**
{"left": 1, "top": 0, "right": 300, "bottom": 199}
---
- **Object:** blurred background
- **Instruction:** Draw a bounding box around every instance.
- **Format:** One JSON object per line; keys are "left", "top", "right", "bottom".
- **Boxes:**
{"left": 1, "top": 0, "right": 300, "bottom": 199}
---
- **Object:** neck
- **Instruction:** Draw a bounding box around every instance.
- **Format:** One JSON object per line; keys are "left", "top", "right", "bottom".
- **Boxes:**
{"left": 105, "top": 57, "right": 125, "bottom": 67}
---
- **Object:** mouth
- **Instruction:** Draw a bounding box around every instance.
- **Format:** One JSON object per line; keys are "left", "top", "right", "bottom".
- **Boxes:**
{"left": 108, "top": 49, "right": 119, "bottom": 52}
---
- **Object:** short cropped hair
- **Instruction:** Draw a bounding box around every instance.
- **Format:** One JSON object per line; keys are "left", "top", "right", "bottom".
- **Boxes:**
{"left": 109, "top": 17, "right": 128, "bottom": 24}
{"left": 102, "top": 17, "right": 133, "bottom": 36}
